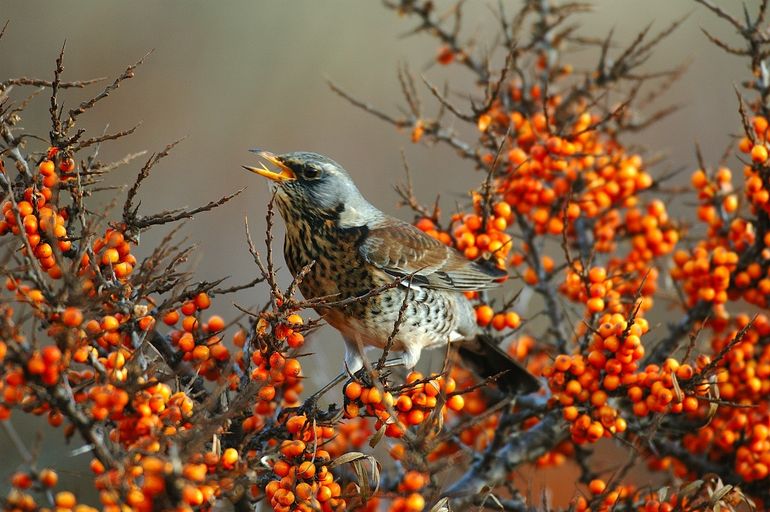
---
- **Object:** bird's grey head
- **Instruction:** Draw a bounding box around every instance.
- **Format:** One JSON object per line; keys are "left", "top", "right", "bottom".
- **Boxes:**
{"left": 243, "top": 150, "right": 379, "bottom": 227}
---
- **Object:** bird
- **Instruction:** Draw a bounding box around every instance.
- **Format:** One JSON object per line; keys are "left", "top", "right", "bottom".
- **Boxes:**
{"left": 243, "top": 150, "right": 539, "bottom": 394}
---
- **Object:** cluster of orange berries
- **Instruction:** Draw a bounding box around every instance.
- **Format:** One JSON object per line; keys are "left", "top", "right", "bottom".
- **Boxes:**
{"left": 342, "top": 371, "right": 464, "bottom": 438}
{"left": 0, "top": 333, "right": 69, "bottom": 423}
{"left": 6, "top": 467, "right": 99, "bottom": 512}
{"left": 265, "top": 416, "right": 346, "bottom": 512}
{"left": 570, "top": 479, "right": 637, "bottom": 512}
{"left": 83, "top": 449, "right": 242, "bottom": 512}
{"left": 424, "top": 366, "right": 496, "bottom": 460}
{"left": 546, "top": 313, "right": 706, "bottom": 443}
{"left": 740, "top": 115, "right": 770, "bottom": 212}
{"left": 480, "top": 101, "right": 655, "bottom": 226}
{"left": 474, "top": 303, "right": 521, "bottom": 330}
{"left": 415, "top": 214, "right": 524, "bottom": 332}
{"left": 164, "top": 293, "right": 232, "bottom": 378}
{"left": 86, "top": 228, "right": 137, "bottom": 281}
{"left": 241, "top": 349, "right": 304, "bottom": 430}
{"left": 0, "top": 190, "right": 68, "bottom": 280}
{"left": 570, "top": 478, "right": 706, "bottom": 512}
{"left": 453, "top": 205, "right": 514, "bottom": 266}
{"left": 388, "top": 471, "right": 429, "bottom": 512}
{"left": 678, "top": 315, "right": 770, "bottom": 483}
{"left": 671, "top": 244, "right": 738, "bottom": 311}
{"left": 101, "top": 383, "right": 195, "bottom": 451}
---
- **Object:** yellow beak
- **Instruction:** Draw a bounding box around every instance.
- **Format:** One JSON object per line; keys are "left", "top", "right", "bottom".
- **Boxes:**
{"left": 242, "top": 151, "right": 296, "bottom": 181}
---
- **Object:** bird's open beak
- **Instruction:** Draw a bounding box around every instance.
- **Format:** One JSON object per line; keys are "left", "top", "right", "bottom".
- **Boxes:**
{"left": 242, "top": 150, "right": 296, "bottom": 181}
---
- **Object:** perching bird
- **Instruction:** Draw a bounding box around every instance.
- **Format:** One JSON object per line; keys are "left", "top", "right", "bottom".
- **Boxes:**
{"left": 244, "top": 150, "right": 539, "bottom": 394}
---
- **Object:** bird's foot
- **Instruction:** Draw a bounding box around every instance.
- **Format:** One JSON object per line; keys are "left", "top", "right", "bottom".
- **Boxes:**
{"left": 281, "top": 397, "right": 341, "bottom": 424}
{"left": 280, "top": 371, "right": 348, "bottom": 423}
{"left": 381, "top": 357, "right": 407, "bottom": 369}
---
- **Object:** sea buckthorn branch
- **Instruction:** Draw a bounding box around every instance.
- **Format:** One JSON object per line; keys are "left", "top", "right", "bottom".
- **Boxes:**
{"left": 65, "top": 51, "right": 152, "bottom": 134}
{"left": 381, "top": 1, "right": 487, "bottom": 80}
{"left": 0, "top": 76, "right": 106, "bottom": 92}
{"left": 645, "top": 300, "right": 712, "bottom": 365}
{"left": 517, "top": 213, "right": 570, "bottom": 352}
{"left": 326, "top": 78, "right": 483, "bottom": 167}
{"left": 393, "top": 151, "right": 441, "bottom": 226}
{"left": 444, "top": 407, "right": 565, "bottom": 499}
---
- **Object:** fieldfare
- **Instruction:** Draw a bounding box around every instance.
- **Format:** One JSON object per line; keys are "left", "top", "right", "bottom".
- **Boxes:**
{"left": 244, "top": 151, "right": 539, "bottom": 394}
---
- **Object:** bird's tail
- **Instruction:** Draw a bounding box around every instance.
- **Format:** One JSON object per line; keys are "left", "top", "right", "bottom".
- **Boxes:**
{"left": 458, "top": 333, "right": 540, "bottom": 395}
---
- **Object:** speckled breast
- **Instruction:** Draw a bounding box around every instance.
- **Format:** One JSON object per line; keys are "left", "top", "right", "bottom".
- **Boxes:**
{"left": 280, "top": 205, "right": 376, "bottom": 313}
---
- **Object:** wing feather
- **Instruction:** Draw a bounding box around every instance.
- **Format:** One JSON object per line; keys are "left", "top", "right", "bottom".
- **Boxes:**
{"left": 359, "top": 220, "right": 505, "bottom": 291}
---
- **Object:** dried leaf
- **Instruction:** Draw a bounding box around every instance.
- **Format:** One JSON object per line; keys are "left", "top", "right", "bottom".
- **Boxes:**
{"left": 679, "top": 480, "right": 704, "bottom": 496}
{"left": 671, "top": 372, "right": 683, "bottom": 403}
{"left": 429, "top": 497, "right": 451, "bottom": 512}
{"left": 369, "top": 423, "right": 386, "bottom": 449}
{"left": 330, "top": 452, "right": 381, "bottom": 501}
{"left": 709, "top": 484, "right": 734, "bottom": 506}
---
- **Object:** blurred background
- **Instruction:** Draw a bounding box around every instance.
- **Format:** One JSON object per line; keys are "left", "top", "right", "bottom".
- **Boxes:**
{"left": 0, "top": 0, "right": 758, "bottom": 507}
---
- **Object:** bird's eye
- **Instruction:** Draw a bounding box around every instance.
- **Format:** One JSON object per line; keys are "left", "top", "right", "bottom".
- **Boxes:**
{"left": 301, "top": 166, "right": 321, "bottom": 180}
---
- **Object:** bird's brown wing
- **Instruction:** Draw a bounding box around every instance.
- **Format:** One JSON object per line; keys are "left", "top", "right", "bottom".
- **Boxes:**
{"left": 359, "top": 220, "right": 506, "bottom": 291}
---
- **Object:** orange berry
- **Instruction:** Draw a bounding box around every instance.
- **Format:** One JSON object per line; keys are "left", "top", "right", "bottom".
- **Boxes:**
{"left": 504, "top": 311, "right": 521, "bottom": 329}
{"left": 586, "top": 422, "right": 604, "bottom": 441}
{"left": 287, "top": 331, "right": 304, "bottom": 348}
{"left": 181, "top": 301, "right": 197, "bottom": 316}
{"left": 317, "top": 486, "right": 332, "bottom": 502}
{"left": 210, "top": 343, "right": 229, "bottom": 361}
{"left": 295, "top": 482, "right": 313, "bottom": 501}
{"left": 182, "top": 485, "right": 204, "bottom": 506}
{"left": 42, "top": 345, "right": 62, "bottom": 364}
{"left": 446, "top": 394, "right": 464, "bottom": 412}
{"left": 691, "top": 169, "right": 708, "bottom": 188}
{"left": 367, "top": 387, "right": 382, "bottom": 405}
{"left": 207, "top": 315, "right": 225, "bottom": 332}
{"left": 754, "top": 115, "right": 769, "bottom": 136}
{"left": 258, "top": 385, "right": 276, "bottom": 401}
{"left": 54, "top": 491, "right": 77, "bottom": 509}
{"left": 588, "top": 267, "right": 607, "bottom": 283}
{"left": 192, "top": 345, "right": 210, "bottom": 361}
{"left": 90, "top": 459, "right": 105, "bottom": 474}
{"left": 100, "top": 315, "right": 119, "bottom": 331}
{"left": 297, "top": 461, "right": 316, "bottom": 479}
{"left": 163, "top": 310, "right": 180, "bottom": 325}
{"left": 178, "top": 333, "right": 195, "bottom": 352}
{"left": 407, "top": 409, "right": 425, "bottom": 425}
{"left": 39, "top": 160, "right": 56, "bottom": 176}
{"left": 222, "top": 448, "right": 239, "bottom": 468}
{"left": 39, "top": 468, "right": 58, "bottom": 488}
{"left": 553, "top": 354, "right": 571, "bottom": 372}
{"left": 405, "top": 493, "right": 425, "bottom": 512}
{"left": 273, "top": 460, "right": 290, "bottom": 477}
{"left": 588, "top": 479, "right": 606, "bottom": 495}
{"left": 286, "top": 415, "right": 307, "bottom": 434}
{"left": 752, "top": 144, "right": 769, "bottom": 163}
{"left": 491, "top": 313, "right": 506, "bottom": 331}
{"left": 190, "top": 293, "right": 210, "bottom": 312}
{"left": 138, "top": 315, "right": 155, "bottom": 331}
{"left": 682, "top": 396, "right": 699, "bottom": 413}
{"left": 396, "top": 394, "right": 414, "bottom": 412}
{"left": 476, "top": 305, "right": 494, "bottom": 327}
{"left": 182, "top": 315, "right": 199, "bottom": 332}
{"left": 344, "top": 381, "right": 362, "bottom": 401}
{"left": 586, "top": 297, "right": 605, "bottom": 313}
{"left": 62, "top": 307, "right": 83, "bottom": 327}
{"left": 11, "top": 472, "right": 32, "bottom": 489}
{"left": 101, "top": 248, "right": 119, "bottom": 265}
